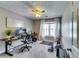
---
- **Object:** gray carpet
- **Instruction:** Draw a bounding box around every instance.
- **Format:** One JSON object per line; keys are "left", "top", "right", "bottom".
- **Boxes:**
{"left": 40, "top": 41, "right": 53, "bottom": 46}
{"left": 0, "top": 41, "right": 56, "bottom": 58}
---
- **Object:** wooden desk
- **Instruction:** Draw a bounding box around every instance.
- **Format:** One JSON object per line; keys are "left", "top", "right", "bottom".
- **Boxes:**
{"left": 0, "top": 37, "right": 17, "bottom": 56}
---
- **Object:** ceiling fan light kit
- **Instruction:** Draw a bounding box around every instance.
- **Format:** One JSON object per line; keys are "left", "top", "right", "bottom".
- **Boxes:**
{"left": 32, "top": 6, "right": 45, "bottom": 17}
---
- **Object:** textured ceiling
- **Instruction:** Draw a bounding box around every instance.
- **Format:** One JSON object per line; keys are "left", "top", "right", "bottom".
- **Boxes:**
{"left": 0, "top": 1, "right": 69, "bottom": 20}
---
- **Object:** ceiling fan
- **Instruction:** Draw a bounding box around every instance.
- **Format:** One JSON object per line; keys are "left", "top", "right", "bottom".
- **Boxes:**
{"left": 32, "top": 6, "right": 45, "bottom": 17}
{"left": 25, "top": 2, "right": 45, "bottom": 17}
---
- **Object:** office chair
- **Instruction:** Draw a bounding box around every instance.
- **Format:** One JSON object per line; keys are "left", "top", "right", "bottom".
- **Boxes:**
{"left": 18, "top": 28, "right": 32, "bottom": 52}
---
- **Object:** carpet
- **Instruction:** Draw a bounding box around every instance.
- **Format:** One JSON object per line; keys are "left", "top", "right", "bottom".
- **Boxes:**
{"left": 40, "top": 41, "right": 53, "bottom": 46}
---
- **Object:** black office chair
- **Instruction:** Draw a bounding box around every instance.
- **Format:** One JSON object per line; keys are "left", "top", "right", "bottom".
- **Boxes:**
{"left": 18, "top": 28, "right": 32, "bottom": 52}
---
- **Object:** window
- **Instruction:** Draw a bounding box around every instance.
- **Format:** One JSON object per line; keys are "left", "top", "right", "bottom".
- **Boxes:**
{"left": 40, "top": 21, "right": 56, "bottom": 37}
{"left": 41, "top": 23, "right": 49, "bottom": 36}
{"left": 50, "top": 23, "right": 56, "bottom": 36}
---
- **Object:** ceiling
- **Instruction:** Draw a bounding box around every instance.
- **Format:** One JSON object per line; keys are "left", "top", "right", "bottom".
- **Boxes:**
{"left": 0, "top": 1, "right": 69, "bottom": 20}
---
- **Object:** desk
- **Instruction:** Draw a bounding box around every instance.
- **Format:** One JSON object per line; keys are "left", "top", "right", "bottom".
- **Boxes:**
{"left": 0, "top": 37, "right": 17, "bottom": 56}
{"left": 5, "top": 41, "right": 13, "bottom": 56}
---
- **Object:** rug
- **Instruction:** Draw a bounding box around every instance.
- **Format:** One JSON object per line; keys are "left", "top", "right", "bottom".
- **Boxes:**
{"left": 40, "top": 41, "right": 53, "bottom": 46}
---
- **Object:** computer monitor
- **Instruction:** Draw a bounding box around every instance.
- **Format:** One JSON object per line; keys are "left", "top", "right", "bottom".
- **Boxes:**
{"left": 15, "top": 27, "right": 27, "bottom": 36}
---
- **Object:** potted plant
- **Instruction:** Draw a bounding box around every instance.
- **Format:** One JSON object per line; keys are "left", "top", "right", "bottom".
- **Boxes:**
{"left": 4, "top": 28, "right": 13, "bottom": 41}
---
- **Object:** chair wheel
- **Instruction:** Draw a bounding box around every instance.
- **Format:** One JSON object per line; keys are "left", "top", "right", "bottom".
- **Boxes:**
{"left": 27, "top": 48, "right": 30, "bottom": 51}
{"left": 19, "top": 47, "right": 24, "bottom": 52}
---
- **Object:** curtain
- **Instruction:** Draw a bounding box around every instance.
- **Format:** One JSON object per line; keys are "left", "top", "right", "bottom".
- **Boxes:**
{"left": 40, "top": 19, "right": 56, "bottom": 40}
{"left": 40, "top": 18, "right": 60, "bottom": 41}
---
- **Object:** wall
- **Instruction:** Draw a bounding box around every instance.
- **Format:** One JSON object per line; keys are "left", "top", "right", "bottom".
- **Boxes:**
{"left": 62, "top": 2, "right": 73, "bottom": 49}
{"left": 71, "top": 2, "right": 79, "bottom": 58}
{"left": 62, "top": 2, "right": 79, "bottom": 58}
{"left": 0, "top": 7, "right": 33, "bottom": 53}
{"left": 33, "top": 20, "right": 40, "bottom": 40}
{"left": 0, "top": 7, "right": 33, "bottom": 33}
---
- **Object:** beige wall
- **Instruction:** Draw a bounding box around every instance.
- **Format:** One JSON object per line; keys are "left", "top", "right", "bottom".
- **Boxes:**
{"left": 71, "top": 2, "right": 79, "bottom": 58}
{"left": 62, "top": 2, "right": 72, "bottom": 49}
{"left": 33, "top": 20, "right": 40, "bottom": 40}
{"left": 62, "top": 2, "right": 79, "bottom": 58}
{"left": 75, "top": 2, "right": 79, "bottom": 49}
{"left": 0, "top": 7, "right": 33, "bottom": 34}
